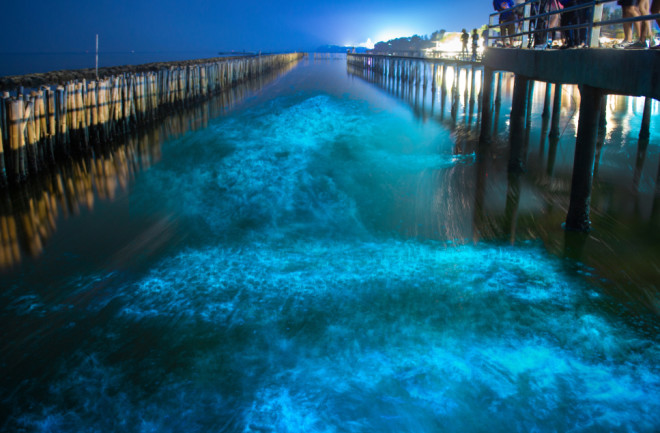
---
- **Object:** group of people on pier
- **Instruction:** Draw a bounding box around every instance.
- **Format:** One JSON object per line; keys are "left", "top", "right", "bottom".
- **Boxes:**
{"left": 492, "top": 0, "right": 660, "bottom": 49}
{"left": 461, "top": 28, "right": 482, "bottom": 60}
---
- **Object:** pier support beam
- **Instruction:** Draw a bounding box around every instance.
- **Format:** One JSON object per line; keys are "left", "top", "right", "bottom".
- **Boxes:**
{"left": 549, "top": 84, "right": 562, "bottom": 138}
{"left": 508, "top": 75, "right": 530, "bottom": 173}
{"left": 479, "top": 67, "right": 495, "bottom": 145}
{"left": 565, "top": 85, "right": 604, "bottom": 232}
{"left": 542, "top": 82, "right": 552, "bottom": 119}
{"left": 639, "top": 97, "right": 652, "bottom": 140}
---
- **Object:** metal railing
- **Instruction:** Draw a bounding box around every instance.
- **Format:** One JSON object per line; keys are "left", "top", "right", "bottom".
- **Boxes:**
{"left": 488, "top": 0, "right": 660, "bottom": 48}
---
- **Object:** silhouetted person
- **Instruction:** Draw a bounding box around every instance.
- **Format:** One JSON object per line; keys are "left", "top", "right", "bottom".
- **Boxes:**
{"left": 461, "top": 29, "right": 470, "bottom": 57}
{"left": 471, "top": 29, "right": 480, "bottom": 60}
{"left": 493, "top": 0, "right": 516, "bottom": 46}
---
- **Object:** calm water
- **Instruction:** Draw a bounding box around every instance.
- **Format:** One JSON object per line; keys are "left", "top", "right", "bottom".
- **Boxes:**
{"left": 1, "top": 58, "right": 659, "bottom": 432}
{"left": 0, "top": 51, "right": 240, "bottom": 76}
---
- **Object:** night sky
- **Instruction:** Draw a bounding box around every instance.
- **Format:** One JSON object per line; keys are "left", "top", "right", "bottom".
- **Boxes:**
{"left": 2, "top": 0, "right": 487, "bottom": 54}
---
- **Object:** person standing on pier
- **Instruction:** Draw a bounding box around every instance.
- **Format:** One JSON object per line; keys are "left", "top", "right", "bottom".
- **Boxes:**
{"left": 616, "top": 0, "right": 651, "bottom": 48}
{"left": 493, "top": 0, "right": 516, "bottom": 47}
{"left": 650, "top": 0, "right": 660, "bottom": 47}
{"left": 558, "top": 0, "right": 592, "bottom": 47}
{"left": 461, "top": 29, "right": 470, "bottom": 57}
{"left": 472, "top": 29, "right": 480, "bottom": 60}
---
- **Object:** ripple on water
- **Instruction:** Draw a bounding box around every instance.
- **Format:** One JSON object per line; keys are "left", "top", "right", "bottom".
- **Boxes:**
{"left": 13, "top": 240, "right": 658, "bottom": 433}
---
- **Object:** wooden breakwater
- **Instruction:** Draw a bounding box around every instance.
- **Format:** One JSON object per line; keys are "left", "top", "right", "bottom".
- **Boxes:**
{"left": 0, "top": 60, "right": 299, "bottom": 270}
{"left": 0, "top": 53, "right": 303, "bottom": 188}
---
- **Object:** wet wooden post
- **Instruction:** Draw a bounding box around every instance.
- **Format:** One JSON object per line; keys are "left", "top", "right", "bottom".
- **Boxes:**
{"left": 508, "top": 75, "right": 530, "bottom": 173}
{"left": 479, "top": 67, "right": 496, "bottom": 146}
{"left": 441, "top": 63, "right": 447, "bottom": 91}
{"left": 523, "top": 80, "right": 535, "bottom": 158}
{"left": 469, "top": 65, "right": 477, "bottom": 123}
{"left": 565, "top": 85, "right": 604, "bottom": 232}
{"left": 549, "top": 83, "right": 562, "bottom": 138}
{"left": 8, "top": 99, "right": 26, "bottom": 182}
{"left": 431, "top": 63, "right": 437, "bottom": 90}
{"left": 526, "top": 80, "right": 535, "bottom": 121}
{"left": 542, "top": 82, "right": 552, "bottom": 119}
{"left": 599, "top": 94, "right": 607, "bottom": 134}
{"left": 45, "top": 88, "right": 56, "bottom": 162}
{"left": 494, "top": 72, "right": 502, "bottom": 105}
{"left": 25, "top": 100, "right": 39, "bottom": 174}
{"left": 639, "top": 97, "right": 652, "bottom": 140}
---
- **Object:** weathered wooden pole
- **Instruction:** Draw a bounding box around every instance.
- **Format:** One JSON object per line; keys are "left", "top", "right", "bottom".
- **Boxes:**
{"left": 431, "top": 64, "right": 437, "bottom": 90}
{"left": 8, "top": 99, "right": 27, "bottom": 182}
{"left": 45, "top": 88, "right": 56, "bottom": 162}
{"left": 479, "top": 67, "right": 496, "bottom": 143}
{"left": 549, "top": 83, "right": 562, "bottom": 138}
{"left": 25, "top": 100, "right": 39, "bottom": 174}
{"left": 468, "top": 66, "right": 477, "bottom": 126}
{"left": 526, "top": 80, "right": 535, "bottom": 122}
{"left": 542, "top": 82, "right": 552, "bottom": 119}
{"left": 599, "top": 95, "right": 607, "bottom": 134}
{"left": 565, "top": 85, "right": 604, "bottom": 232}
{"left": 494, "top": 72, "right": 502, "bottom": 105}
{"left": 639, "top": 97, "right": 652, "bottom": 140}
{"left": 508, "top": 75, "right": 530, "bottom": 173}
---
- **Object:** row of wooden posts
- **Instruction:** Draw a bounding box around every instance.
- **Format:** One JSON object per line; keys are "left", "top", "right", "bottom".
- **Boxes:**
{"left": 0, "top": 53, "right": 303, "bottom": 188}
{"left": 348, "top": 53, "right": 656, "bottom": 232}
{"left": 347, "top": 53, "right": 478, "bottom": 89}
{"left": 0, "top": 58, "right": 300, "bottom": 269}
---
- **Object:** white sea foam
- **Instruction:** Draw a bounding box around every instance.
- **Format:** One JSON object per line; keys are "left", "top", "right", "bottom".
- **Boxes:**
{"left": 8, "top": 92, "right": 660, "bottom": 433}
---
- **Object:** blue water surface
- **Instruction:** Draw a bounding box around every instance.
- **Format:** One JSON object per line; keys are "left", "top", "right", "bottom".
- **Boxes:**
{"left": 1, "top": 59, "right": 659, "bottom": 432}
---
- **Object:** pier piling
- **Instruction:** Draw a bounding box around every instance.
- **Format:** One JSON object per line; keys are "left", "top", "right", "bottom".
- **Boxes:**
{"left": 508, "top": 75, "right": 530, "bottom": 173}
{"left": 566, "top": 85, "right": 604, "bottom": 232}
{"left": 0, "top": 53, "right": 302, "bottom": 187}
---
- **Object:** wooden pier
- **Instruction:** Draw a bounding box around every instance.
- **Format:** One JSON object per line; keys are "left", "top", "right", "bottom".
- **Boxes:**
{"left": 0, "top": 53, "right": 303, "bottom": 188}
{"left": 349, "top": 49, "right": 658, "bottom": 232}
{"left": 481, "top": 48, "right": 659, "bottom": 231}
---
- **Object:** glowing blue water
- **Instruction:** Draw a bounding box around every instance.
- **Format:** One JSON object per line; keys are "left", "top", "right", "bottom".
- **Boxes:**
{"left": 2, "top": 60, "right": 659, "bottom": 432}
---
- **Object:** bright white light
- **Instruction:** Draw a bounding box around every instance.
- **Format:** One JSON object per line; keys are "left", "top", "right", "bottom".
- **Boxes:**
{"left": 359, "top": 38, "right": 375, "bottom": 49}
{"left": 374, "top": 28, "right": 416, "bottom": 44}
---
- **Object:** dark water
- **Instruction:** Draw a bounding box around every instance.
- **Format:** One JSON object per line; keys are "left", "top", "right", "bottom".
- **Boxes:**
{"left": 0, "top": 51, "right": 239, "bottom": 77}
{"left": 1, "top": 58, "right": 659, "bottom": 432}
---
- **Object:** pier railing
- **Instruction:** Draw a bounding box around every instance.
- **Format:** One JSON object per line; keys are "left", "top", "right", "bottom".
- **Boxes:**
{"left": 0, "top": 53, "right": 303, "bottom": 188}
{"left": 488, "top": 0, "right": 660, "bottom": 48}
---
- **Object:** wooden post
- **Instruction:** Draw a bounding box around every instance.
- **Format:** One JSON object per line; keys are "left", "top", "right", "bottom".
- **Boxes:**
{"left": 479, "top": 67, "right": 495, "bottom": 146}
{"left": 521, "top": 3, "right": 531, "bottom": 48}
{"left": 565, "top": 85, "right": 604, "bottom": 232}
{"left": 26, "top": 100, "right": 39, "bottom": 174}
{"left": 45, "top": 88, "right": 56, "bottom": 162}
{"left": 542, "top": 82, "right": 552, "bottom": 119}
{"left": 549, "top": 83, "right": 562, "bottom": 138}
{"left": 508, "top": 75, "right": 530, "bottom": 173}
{"left": 589, "top": 3, "right": 604, "bottom": 48}
{"left": 87, "top": 81, "right": 99, "bottom": 146}
{"left": 639, "top": 97, "right": 652, "bottom": 140}
{"left": 37, "top": 91, "right": 47, "bottom": 163}
{"left": 495, "top": 72, "right": 502, "bottom": 105}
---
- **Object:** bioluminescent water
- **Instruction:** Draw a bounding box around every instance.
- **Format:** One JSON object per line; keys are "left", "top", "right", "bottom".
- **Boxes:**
{"left": 1, "top": 58, "right": 659, "bottom": 432}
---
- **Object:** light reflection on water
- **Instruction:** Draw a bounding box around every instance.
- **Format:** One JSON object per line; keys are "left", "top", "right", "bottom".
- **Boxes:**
{"left": 0, "top": 58, "right": 659, "bottom": 432}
